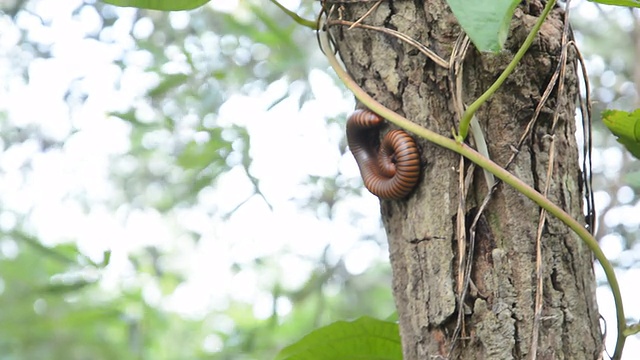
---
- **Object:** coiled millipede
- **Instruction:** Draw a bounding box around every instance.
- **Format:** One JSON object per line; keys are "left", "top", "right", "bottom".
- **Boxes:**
{"left": 347, "top": 109, "right": 421, "bottom": 200}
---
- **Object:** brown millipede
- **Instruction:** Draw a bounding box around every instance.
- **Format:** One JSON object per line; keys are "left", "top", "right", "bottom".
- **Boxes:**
{"left": 346, "top": 108, "right": 420, "bottom": 200}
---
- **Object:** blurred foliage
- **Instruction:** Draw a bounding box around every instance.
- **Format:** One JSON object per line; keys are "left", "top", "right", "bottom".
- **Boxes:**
{"left": 106, "top": 2, "right": 310, "bottom": 212}
{"left": 0, "top": 1, "right": 392, "bottom": 359}
{"left": 0, "top": 0, "right": 638, "bottom": 360}
{"left": 571, "top": 4, "right": 640, "bottom": 265}
{"left": 103, "top": 0, "right": 209, "bottom": 11}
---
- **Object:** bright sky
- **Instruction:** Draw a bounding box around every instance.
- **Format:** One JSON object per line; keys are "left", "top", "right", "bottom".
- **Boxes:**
{"left": 0, "top": 0, "right": 638, "bottom": 357}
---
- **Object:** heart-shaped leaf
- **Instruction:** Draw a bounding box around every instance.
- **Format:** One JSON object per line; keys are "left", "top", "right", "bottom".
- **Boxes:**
{"left": 446, "top": 0, "right": 520, "bottom": 52}
{"left": 602, "top": 109, "right": 640, "bottom": 160}
{"left": 275, "top": 316, "right": 401, "bottom": 360}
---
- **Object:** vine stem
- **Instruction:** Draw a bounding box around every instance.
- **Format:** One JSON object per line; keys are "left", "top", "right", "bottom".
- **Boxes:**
{"left": 318, "top": 24, "right": 626, "bottom": 359}
{"left": 268, "top": 0, "right": 316, "bottom": 29}
{"left": 457, "top": 0, "right": 556, "bottom": 141}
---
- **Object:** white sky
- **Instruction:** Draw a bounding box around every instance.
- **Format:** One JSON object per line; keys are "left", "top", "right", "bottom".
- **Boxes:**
{"left": 0, "top": 0, "right": 638, "bottom": 357}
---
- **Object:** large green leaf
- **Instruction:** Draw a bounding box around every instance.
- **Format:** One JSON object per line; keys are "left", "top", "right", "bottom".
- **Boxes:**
{"left": 103, "top": 0, "right": 209, "bottom": 11}
{"left": 602, "top": 109, "right": 640, "bottom": 160}
{"left": 589, "top": 0, "right": 640, "bottom": 8}
{"left": 446, "top": 0, "right": 519, "bottom": 52}
{"left": 275, "top": 316, "right": 401, "bottom": 360}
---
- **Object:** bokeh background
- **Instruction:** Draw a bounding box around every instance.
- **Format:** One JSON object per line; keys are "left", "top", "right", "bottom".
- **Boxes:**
{"left": 0, "top": 0, "right": 638, "bottom": 358}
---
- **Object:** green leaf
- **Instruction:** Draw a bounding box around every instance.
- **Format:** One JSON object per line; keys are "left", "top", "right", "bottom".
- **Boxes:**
{"left": 103, "top": 0, "right": 209, "bottom": 11}
{"left": 446, "top": 0, "right": 520, "bottom": 52}
{"left": 275, "top": 316, "right": 401, "bottom": 360}
{"left": 602, "top": 109, "right": 640, "bottom": 160}
{"left": 623, "top": 171, "right": 640, "bottom": 187}
{"left": 176, "top": 131, "right": 228, "bottom": 170}
{"left": 40, "top": 281, "right": 94, "bottom": 295}
{"left": 588, "top": 0, "right": 640, "bottom": 8}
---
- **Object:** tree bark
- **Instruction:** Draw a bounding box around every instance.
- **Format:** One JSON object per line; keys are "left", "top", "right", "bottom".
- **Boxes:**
{"left": 329, "top": 0, "right": 602, "bottom": 358}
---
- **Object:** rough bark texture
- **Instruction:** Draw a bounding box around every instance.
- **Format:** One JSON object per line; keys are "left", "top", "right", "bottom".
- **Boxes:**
{"left": 329, "top": 0, "right": 602, "bottom": 359}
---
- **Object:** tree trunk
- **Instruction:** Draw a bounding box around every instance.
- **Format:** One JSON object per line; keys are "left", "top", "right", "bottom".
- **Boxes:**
{"left": 329, "top": 0, "right": 602, "bottom": 358}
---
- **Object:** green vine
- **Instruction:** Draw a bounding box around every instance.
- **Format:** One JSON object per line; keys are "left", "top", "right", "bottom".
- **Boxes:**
{"left": 457, "top": 0, "right": 556, "bottom": 142}
{"left": 269, "top": 0, "right": 316, "bottom": 29}
{"left": 318, "top": 18, "right": 628, "bottom": 359}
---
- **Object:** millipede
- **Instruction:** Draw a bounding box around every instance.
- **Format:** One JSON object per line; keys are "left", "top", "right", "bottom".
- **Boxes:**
{"left": 346, "top": 108, "right": 420, "bottom": 200}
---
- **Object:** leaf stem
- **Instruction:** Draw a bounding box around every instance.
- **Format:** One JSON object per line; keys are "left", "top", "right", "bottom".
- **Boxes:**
{"left": 269, "top": 0, "right": 316, "bottom": 29}
{"left": 457, "top": 0, "right": 556, "bottom": 141}
{"left": 318, "top": 25, "right": 626, "bottom": 359}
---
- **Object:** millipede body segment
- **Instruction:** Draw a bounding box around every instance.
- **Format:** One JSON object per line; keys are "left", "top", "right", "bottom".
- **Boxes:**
{"left": 346, "top": 109, "right": 420, "bottom": 200}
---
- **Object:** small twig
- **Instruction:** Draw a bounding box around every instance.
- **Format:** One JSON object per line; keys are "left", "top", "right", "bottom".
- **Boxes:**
{"left": 529, "top": 150, "right": 553, "bottom": 359}
{"left": 349, "top": 0, "right": 384, "bottom": 29}
{"left": 502, "top": 39, "right": 564, "bottom": 172}
{"left": 570, "top": 40, "right": 595, "bottom": 234}
{"left": 269, "top": 0, "right": 316, "bottom": 29}
{"left": 449, "top": 160, "right": 476, "bottom": 355}
{"left": 449, "top": 32, "right": 472, "bottom": 354}
{"left": 455, "top": 155, "right": 468, "bottom": 328}
{"left": 326, "top": 19, "right": 449, "bottom": 68}
{"left": 449, "top": 33, "right": 470, "bottom": 122}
